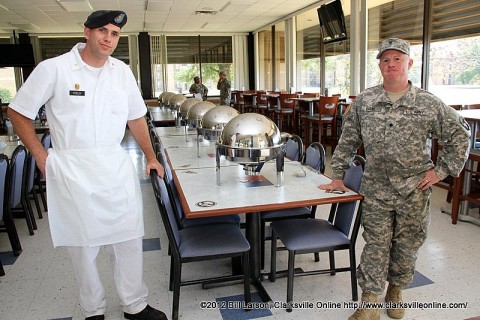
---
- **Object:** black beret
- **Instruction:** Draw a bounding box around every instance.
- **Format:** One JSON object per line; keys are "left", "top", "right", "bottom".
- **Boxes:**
{"left": 84, "top": 10, "right": 127, "bottom": 29}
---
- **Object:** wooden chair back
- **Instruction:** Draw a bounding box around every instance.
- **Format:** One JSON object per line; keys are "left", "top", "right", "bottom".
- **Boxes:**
{"left": 318, "top": 96, "right": 340, "bottom": 117}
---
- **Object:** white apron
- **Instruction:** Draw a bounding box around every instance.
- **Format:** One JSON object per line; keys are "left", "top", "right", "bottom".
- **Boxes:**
{"left": 46, "top": 146, "right": 144, "bottom": 247}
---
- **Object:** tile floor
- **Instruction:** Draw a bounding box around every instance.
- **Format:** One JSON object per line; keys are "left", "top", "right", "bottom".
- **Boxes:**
{"left": 1, "top": 130, "right": 480, "bottom": 320}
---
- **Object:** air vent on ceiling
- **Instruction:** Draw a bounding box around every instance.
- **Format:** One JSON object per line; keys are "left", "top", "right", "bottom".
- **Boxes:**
{"left": 195, "top": 10, "right": 217, "bottom": 16}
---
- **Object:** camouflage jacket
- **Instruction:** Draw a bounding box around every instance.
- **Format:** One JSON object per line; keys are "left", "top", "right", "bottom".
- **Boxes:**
{"left": 332, "top": 82, "right": 471, "bottom": 198}
{"left": 189, "top": 83, "right": 208, "bottom": 96}
{"left": 217, "top": 79, "right": 231, "bottom": 101}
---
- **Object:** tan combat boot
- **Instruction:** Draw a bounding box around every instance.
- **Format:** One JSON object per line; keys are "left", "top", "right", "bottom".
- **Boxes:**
{"left": 348, "top": 292, "right": 380, "bottom": 320}
{"left": 385, "top": 284, "right": 405, "bottom": 319}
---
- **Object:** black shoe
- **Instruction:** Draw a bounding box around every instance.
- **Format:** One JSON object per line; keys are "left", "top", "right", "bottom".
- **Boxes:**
{"left": 124, "top": 305, "right": 168, "bottom": 320}
{"left": 85, "top": 316, "right": 104, "bottom": 320}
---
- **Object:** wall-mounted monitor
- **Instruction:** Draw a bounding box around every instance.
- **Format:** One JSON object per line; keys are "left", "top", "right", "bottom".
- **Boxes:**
{"left": 317, "top": 0, "right": 348, "bottom": 44}
{"left": 0, "top": 44, "right": 35, "bottom": 67}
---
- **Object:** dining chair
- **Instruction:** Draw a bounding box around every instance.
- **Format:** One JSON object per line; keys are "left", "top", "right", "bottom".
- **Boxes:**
{"left": 234, "top": 90, "right": 245, "bottom": 112}
{"left": 255, "top": 90, "right": 268, "bottom": 115}
{"left": 150, "top": 170, "right": 251, "bottom": 320}
{"left": 9, "top": 145, "right": 36, "bottom": 235}
{"left": 0, "top": 154, "right": 22, "bottom": 256}
{"left": 229, "top": 91, "right": 237, "bottom": 109}
{"left": 156, "top": 147, "right": 241, "bottom": 228}
{"left": 305, "top": 96, "right": 340, "bottom": 152}
{"left": 260, "top": 142, "right": 326, "bottom": 269}
{"left": 23, "top": 152, "right": 42, "bottom": 219}
{"left": 269, "top": 155, "right": 365, "bottom": 311}
{"left": 242, "top": 90, "right": 256, "bottom": 113}
{"left": 266, "top": 92, "right": 279, "bottom": 120}
{"left": 274, "top": 93, "right": 297, "bottom": 131}
{"left": 285, "top": 134, "right": 304, "bottom": 162}
{"left": 35, "top": 130, "right": 51, "bottom": 213}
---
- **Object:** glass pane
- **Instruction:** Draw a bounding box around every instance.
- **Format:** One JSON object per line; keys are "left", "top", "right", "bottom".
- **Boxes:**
{"left": 166, "top": 36, "right": 232, "bottom": 64}
{"left": 274, "top": 22, "right": 286, "bottom": 91}
{"left": 0, "top": 67, "right": 17, "bottom": 103}
{"left": 367, "top": 0, "right": 424, "bottom": 88}
{"left": 39, "top": 37, "right": 129, "bottom": 63}
{"left": 325, "top": 41, "right": 350, "bottom": 97}
{"left": 296, "top": 9, "right": 321, "bottom": 94}
{"left": 158, "top": 63, "right": 233, "bottom": 97}
{"left": 428, "top": 36, "right": 480, "bottom": 106}
{"left": 429, "top": 0, "right": 480, "bottom": 106}
{"left": 258, "top": 29, "right": 272, "bottom": 91}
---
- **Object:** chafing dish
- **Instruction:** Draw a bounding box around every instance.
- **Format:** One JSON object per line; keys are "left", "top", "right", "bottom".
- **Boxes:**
{"left": 186, "top": 101, "right": 216, "bottom": 128}
{"left": 168, "top": 94, "right": 186, "bottom": 111}
{"left": 178, "top": 98, "right": 201, "bottom": 127}
{"left": 159, "top": 92, "right": 175, "bottom": 107}
{"left": 196, "top": 106, "right": 240, "bottom": 157}
{"left": 199, "top": 106, "right": 240, "bottom": 141}
{"left": 215, "top": 113, "right": 285, "bottom": 186}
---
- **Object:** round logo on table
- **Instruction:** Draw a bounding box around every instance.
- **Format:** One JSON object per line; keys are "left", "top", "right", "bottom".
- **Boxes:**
{"left": 195, "top": 200, "right": 217, "bottom": 207}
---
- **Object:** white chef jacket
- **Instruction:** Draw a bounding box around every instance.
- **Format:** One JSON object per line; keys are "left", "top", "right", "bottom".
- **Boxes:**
{"left": 9, "top": 43, "right": 147, "bottom": 247}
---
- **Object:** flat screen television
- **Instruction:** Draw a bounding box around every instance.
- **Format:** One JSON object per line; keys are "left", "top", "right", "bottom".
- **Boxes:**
{"left": 317, "top": 0, "right": 348, "bottom": 44}
{"left": 0, "top": 44, "right": 36, "bottom": 67}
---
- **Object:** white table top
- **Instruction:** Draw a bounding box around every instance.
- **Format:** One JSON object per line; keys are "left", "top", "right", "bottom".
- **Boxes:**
{"left": 159, "top": 135, "right": 214, "bottom": 149}
{"left": 165, "top": 146, "right": 237, "bottom": 170}
{"left": 149, "top": 107, "right": 177, "bottom": 121}
{"left": 155, "top": 126, "right": 196, "bottom": 137}
{"left": 173, "top": 160, "right": 362, "bottom": 219}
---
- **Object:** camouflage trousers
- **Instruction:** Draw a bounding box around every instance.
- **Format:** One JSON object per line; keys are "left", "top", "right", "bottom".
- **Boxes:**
{"left": 357, "top": 187, "right": 431, "bottom": 295}
{"left": 220, "top": 98, "right": 231, "bottom": 106}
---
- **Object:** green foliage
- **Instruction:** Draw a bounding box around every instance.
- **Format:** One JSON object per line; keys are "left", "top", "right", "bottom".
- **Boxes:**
{"left": 0, "top": 88, "right": 13, "bottom": 103}
{"left": 175, "top": 64, "right": 233, "bottom": 87}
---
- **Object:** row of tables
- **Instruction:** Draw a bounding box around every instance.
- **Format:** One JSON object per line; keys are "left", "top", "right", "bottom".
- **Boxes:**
{"left": 154, "top": 125, "right": 363, "bottom": 301}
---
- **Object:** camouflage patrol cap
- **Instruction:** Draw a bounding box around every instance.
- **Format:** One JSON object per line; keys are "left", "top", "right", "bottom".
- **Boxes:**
{"left": 84, "top": 10, "right": 127, "bottom": 29}
{"left": 376, "top": 38, "right": 410, "bottom": 59}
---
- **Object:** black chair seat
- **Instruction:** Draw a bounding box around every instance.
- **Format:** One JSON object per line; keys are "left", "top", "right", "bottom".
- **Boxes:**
{"left": 181, "top": 214, "right": 240, "bottom": 228}
{"left": 178, "top": 223, "right": 250, "bottom": 258}
{"left": 271, "top": 219, "right": 350, "bottom": 252}
{"left": 269, "top": 155, "right": 365, "bottom": 312}
{"left": 261, "top": 206, "right": 311, "bottom": 220}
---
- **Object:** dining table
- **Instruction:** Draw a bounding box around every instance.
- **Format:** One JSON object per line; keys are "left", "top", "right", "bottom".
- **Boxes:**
{"left": 291, "top": 97, "right": 319, "bottom": 117}
{"left": 149, "top": 107, "right": 177, "bottom": 127}
{"left": 155, "top": 126, "right": 364, "bottom": 302}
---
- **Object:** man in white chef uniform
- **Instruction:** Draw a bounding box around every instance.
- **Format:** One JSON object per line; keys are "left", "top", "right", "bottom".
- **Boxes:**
{"left": 8, "top": 10, "right": 167, "bottom": 320}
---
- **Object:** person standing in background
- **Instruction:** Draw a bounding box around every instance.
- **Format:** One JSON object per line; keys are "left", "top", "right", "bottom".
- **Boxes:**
{"left": 217, "top": 70, "right": 231, "bottom": 106}
{"left": 319, "top": 38, "right": 470, "bottom": 320}
{"left": 7, "top": 10, "right": 166, "bottom": 320}
{"left": 189, "top": 76, "right": 208, "bottom": 100}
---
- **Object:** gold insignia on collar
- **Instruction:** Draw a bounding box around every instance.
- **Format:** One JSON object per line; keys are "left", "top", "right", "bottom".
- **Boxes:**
{"left": 75, "top": 83, "right": 80, "bottom": 90}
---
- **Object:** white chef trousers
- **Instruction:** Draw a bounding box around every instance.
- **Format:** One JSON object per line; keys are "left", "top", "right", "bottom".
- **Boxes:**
{"left": 67, "top": 237, "right": 148, "bottom": 317}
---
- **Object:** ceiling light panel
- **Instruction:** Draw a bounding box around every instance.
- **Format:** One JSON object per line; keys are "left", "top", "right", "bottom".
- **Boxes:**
{"left": 57, "top": 0, "right": 93, "bottom": 12}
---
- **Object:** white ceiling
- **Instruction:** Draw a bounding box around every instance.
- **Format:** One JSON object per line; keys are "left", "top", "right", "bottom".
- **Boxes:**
{"left": 0, "top": 0, "right": 326, "bottom": 35}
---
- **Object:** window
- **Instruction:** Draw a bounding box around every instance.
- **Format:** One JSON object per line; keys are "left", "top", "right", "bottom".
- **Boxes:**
{"left": 39, "top": 37, "right": 130, "bottom": 63}
{"left": 428, "top": 0, "right": 480, "bottom": 105}
{"left": 151, "top": 35, "right": 233, "bottom": 97}
{"left": 0, "top": 67, "right": 16, "bottom": 103}
{"left": 258, "top": 28, "right": 272, "bottom": 91}
{"left": 366, "top": 0, "right": 424, "bottom": 89}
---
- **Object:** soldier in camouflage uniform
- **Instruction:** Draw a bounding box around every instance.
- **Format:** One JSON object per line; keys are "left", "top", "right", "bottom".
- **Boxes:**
{"left": 217, "top": 70, "right": 231, "bottom": 106}
{"left": 320, "top": 38, "right": 470, "bottom": 320}
{"left": 189, "top": 76, "right": 208, "bottom": 101}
